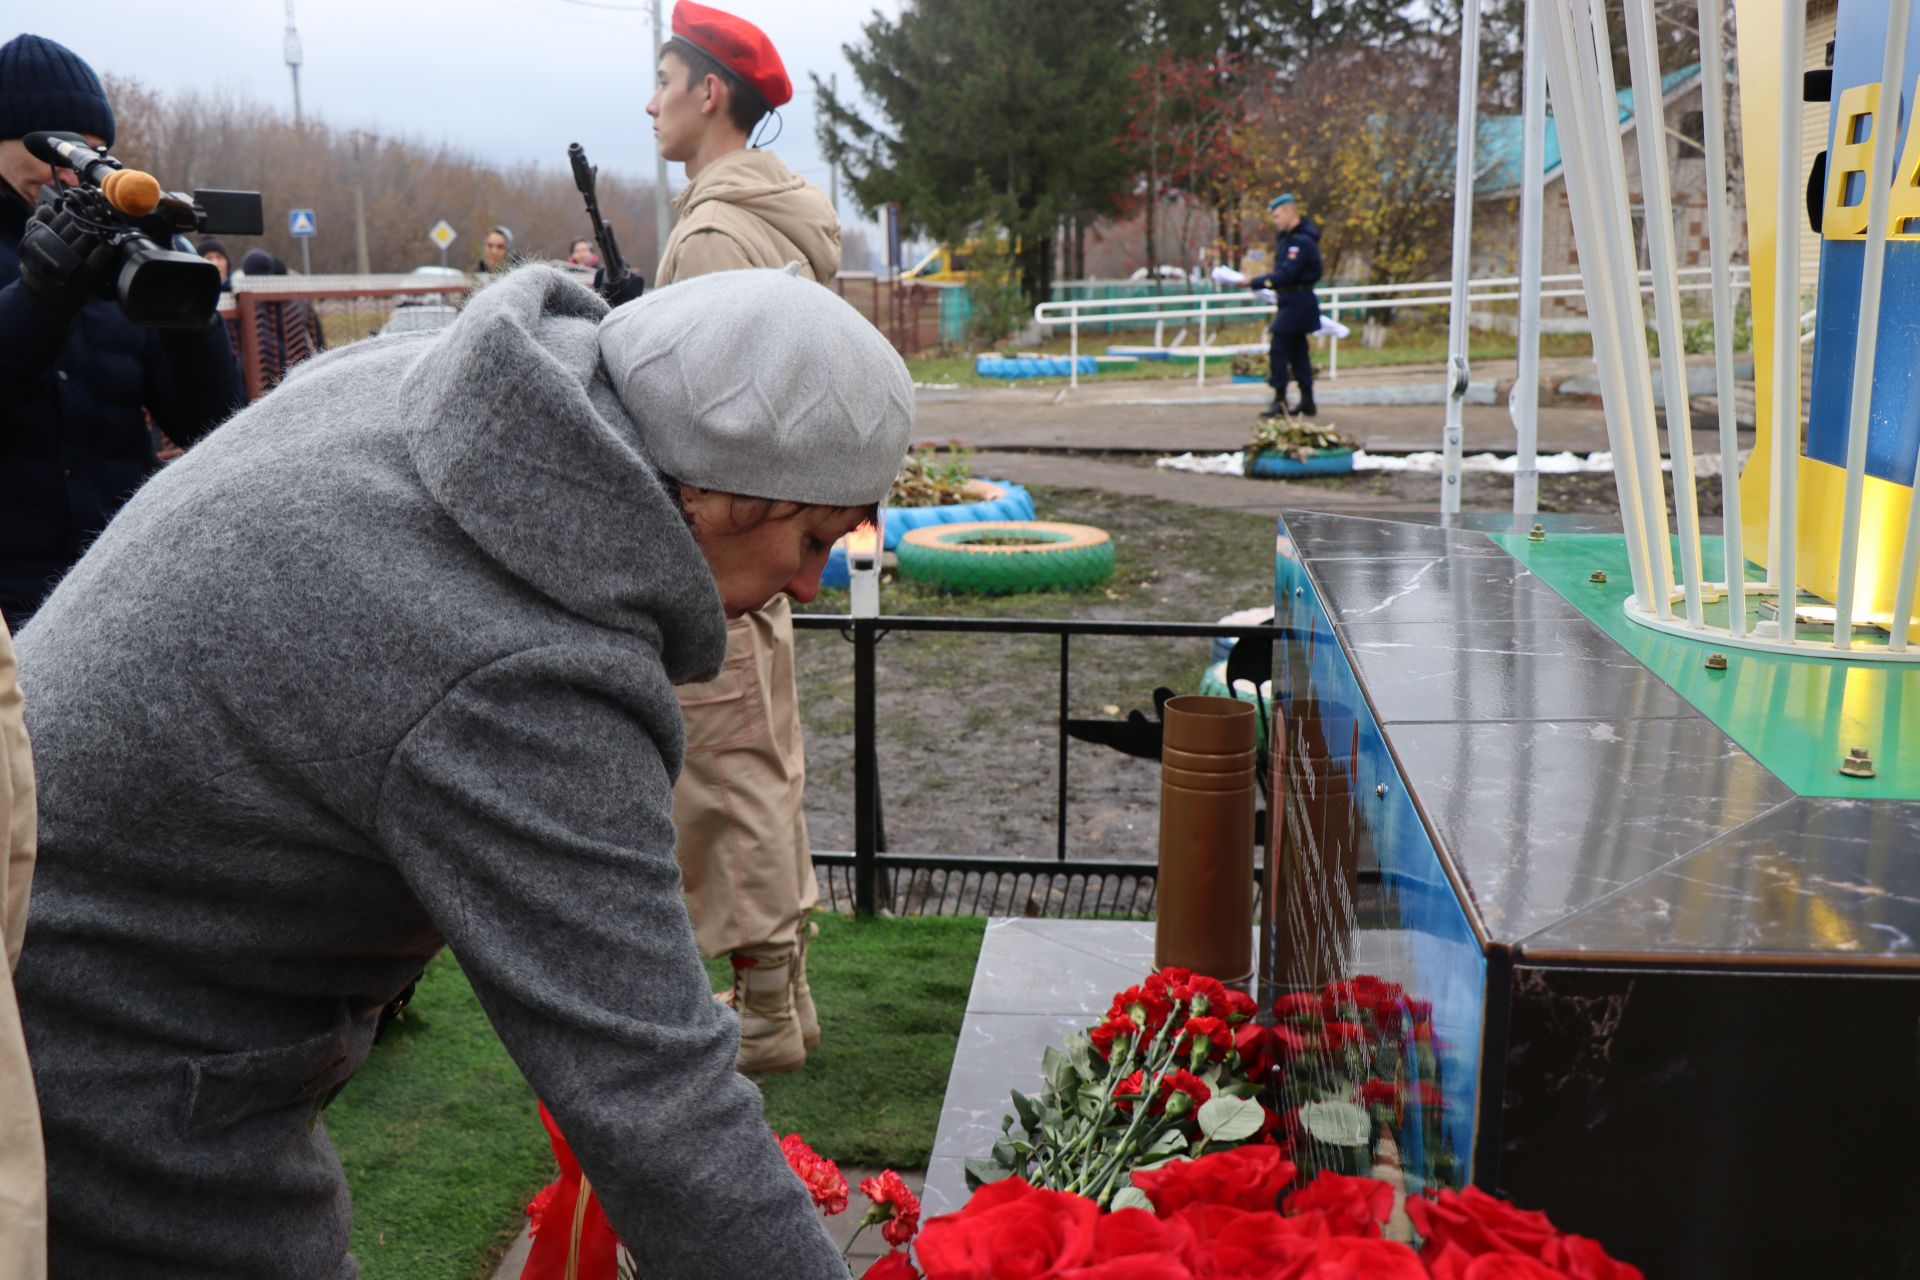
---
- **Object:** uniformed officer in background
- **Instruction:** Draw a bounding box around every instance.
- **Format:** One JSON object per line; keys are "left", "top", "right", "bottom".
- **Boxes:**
{"left": 1250, "top": 193, "right": 1323, "bottom": 419}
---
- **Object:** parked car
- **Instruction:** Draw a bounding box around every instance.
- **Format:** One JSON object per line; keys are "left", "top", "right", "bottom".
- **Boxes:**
{"left": 379, "top": 303, "right": 460, "bottom": 336}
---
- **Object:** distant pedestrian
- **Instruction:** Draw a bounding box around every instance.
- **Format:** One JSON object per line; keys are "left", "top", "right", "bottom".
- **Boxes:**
{"left": 568, "top": 237, "right": 599, "bottom": 269}
{"left": 196, "top": 238, "right": 231, "bottom": 291}
{"left": 1249, "top": 193, "right": 1323, "bottom": 418}
{"left": 478, "top": 225, "right": 513, "bottom": 274}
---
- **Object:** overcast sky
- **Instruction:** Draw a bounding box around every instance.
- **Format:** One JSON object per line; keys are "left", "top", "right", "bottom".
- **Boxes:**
{"left": 20, "top": 0, "right": 900, "bottom": 261}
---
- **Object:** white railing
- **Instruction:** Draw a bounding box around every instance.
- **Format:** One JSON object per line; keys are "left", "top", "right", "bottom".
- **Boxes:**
{"left": 1544, "top": 0, "right": 1917, "bottom": 661}
{"left": 1032, "top": 266, "right": 1755, "bottom": 392}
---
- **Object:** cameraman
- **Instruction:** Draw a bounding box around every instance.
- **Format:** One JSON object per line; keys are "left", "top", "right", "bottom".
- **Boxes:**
{"left": 0, "top": 34, "right": 243, "bottom": 631}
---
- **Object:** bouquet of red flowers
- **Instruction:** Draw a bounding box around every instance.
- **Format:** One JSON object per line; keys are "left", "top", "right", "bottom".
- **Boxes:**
{"left": 964, "top": 966, "right": 1274, "bottom": 1207}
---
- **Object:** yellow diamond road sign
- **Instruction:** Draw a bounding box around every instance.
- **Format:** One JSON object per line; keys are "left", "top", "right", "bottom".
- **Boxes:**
{"left": 428, "top": 220, "right": 457, "bottom": 250}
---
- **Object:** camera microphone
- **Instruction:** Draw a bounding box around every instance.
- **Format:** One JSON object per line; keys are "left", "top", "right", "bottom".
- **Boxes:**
{"left": 24, "top": 131, "right": 160, "bottom": 216}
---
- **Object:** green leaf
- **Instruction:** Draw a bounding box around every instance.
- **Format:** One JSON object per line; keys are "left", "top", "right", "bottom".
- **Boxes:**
{"left": 1066, "top": 1032, "right": 1096, "bottom": 1080}
{"left": 1197, "top": 1095, "right": 1265, "bottom": 1143}
{"left": 1010, "top": 1090, "right": 1040, "bottom": 1133}
{"left": 992, "top": 1138, "right": 1018, "bottom": 1166}
{"left": 1221, "top": 1080, "right": 1262, "bottom": 1100}
{"left": 1300, "top": 1100, "right": 1371, "bottom": 1149}
{"left": 1145, "top": 1129, "right": 1189, "bottom": 1157}
{"left": 964, "top": 1157, "right": 1014, "bottom": 1189}
{"left": 1109, "top": 1186, "right": 1155, "bottom": 1213}
{"left": 1043, "top": 1045, "right": 1076, "bottom": 1093}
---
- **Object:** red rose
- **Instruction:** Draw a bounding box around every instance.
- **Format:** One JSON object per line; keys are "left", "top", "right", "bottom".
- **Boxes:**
{"left": 1272, "top": 992, "right": 1320, "bottom": 1022}
{"left": 1320, "top": 981, "right": 1361, "bottom": 1019}
{"left": 1280, "top": 1172, "right": 1393, "bottom": 1238}
{"left": 1408, "top": 1187, "right": 1558, "bottom": 1263}
{"left": 1159, "top": 1068, "right": 1211, "bottom": 1116}
{"left": 1459, "top": 1256, "right": 1575, "bottom": 1280}
{"left": 1318, "top": 1021, "right": 1370, "bottom": 1052}
{"left": 1090, "top": 1206, "right": 1194, "bottom": 1260}
{"left": 1297, "top": 1235, "right": 1426, "bottom": 1279}
{"left": 1174, "top": 1202, "right": 1327, "bottom": 1277}
{"left": 861, "top": 1250, "right": 923, "bottom": 1280}
{"left": 1052, "top": 1259, "right": 1197, "bottom": 1280}
{"left": 780, "top": 1133, "right": 850, "bottom": 1215}
{"left": 1132, "top": 1144, "right": 1298, "bottom": 1216}
{"left": 1542, "top": 1234, "right": 1643, "bottom": 1280}
{"left": 1092, "top": 1014, "right": 1142, "bottom": 1060}
{"left": 1181, "top": 1016, "right": 1233, "bottom": 1063}
{"left": 860, "top": 1169, "right": 923, "bottom": 1247}
{"left": 914, "top": 1178, "right": 1099, "bottom": 1280}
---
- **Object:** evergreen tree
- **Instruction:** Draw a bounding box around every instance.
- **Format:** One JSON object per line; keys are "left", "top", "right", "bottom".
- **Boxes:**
{"left": 815, "top": 0, "right": 1137, "bottom": 305}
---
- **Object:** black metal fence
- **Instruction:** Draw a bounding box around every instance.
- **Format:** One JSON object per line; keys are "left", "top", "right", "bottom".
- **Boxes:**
{"left": 794, "top": 614, "right": 1282, "bottom": 920}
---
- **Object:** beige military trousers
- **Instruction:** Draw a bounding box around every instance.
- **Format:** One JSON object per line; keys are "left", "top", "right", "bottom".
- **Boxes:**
{"left": 0, "top": 620, "right": 45, "bottom": 1279}
{"left": 673, "top": 596, "right": 818, "bottom": 958}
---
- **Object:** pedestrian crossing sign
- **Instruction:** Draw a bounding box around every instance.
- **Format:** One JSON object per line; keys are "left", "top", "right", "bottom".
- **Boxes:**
{"left": 288, "top": 208, "right": 317, "bottom": 237}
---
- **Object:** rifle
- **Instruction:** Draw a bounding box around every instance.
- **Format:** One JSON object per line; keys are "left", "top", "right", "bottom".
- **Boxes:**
{"left": 568, "top": 142, "right": 645, "bottom": 307}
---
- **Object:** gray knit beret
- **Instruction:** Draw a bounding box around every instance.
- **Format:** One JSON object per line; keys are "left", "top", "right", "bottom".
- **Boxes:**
{"left": 598, "top": 268, "right": 914, "bottom": 508}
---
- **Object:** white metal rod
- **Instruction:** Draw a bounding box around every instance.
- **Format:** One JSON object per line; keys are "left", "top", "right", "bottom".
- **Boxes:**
{"left": 1770, "top": 0, "right": 1807, "bottom": 639}
{"left": 1834, "top": 0, "right": 1910, "bottom": 648}
{"left": 1196, "top": 296, "right": 1207, "bottom": 388}
{"left": 1697, "top": 0, "right": 1747, "bottom": 635}
{"left": 1624, "top": 0, "right": 1706, "bottom": 627}
{"left": 1512, "top": 0, "right": 1547, "bottom": 517}
{"left": 1070, "top": 316, "right": 1080, "bottom": 391}
{"left": 1538, "top": 0, "right": 1657, "bottom": 606}
{"left": 1441, "top": 0, "right": 1484, "bottom": 514}
{"left": 1580, "top": 0, "right": 1674, "bottom": 615}
{"left": 1330, "top": 300, "right": 1340, "bottom": 379}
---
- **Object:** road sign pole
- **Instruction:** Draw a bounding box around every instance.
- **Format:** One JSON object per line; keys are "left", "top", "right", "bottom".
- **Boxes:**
{"left": 300, "top": 239, "right": 311, "bottom": 276}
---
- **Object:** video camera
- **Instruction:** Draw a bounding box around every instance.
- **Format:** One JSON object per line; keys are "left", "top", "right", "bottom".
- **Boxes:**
{"left": 19, "top": 130, "right": 264, "bottom": 329}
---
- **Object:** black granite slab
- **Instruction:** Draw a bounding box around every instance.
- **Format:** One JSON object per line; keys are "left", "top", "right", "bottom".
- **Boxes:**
{"left": 1495, "top": 963, "right": 1920, "bottom": 1279}
{"left": 1309, "top": 555, "right": 1582, "bottom": 627}
{"left": 1521, "top": 798, "right": 1920, "bottom": 962}
{"left": 1281, "top": 509, "right": 1514, "bottom": 561}
{"left": 1386, "top": 717, "right": 1795, "bottom": 940}
{"left": 1341, "top": 617, "right": 1697, "bottom": 724}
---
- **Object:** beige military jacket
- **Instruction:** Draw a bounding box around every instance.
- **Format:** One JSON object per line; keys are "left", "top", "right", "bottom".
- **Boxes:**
{"left": 655, "top": 148, "right": 841, "bottom": 286}
{"left": 0, "top": 620, "right": 44, "bottom": 1278}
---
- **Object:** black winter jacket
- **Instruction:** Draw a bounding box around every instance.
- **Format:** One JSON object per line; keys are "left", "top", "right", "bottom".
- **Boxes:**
{"left": 1252, "top": 217, "right": 1324, "bottom": 335}
{"left": 0, "top": 189, "right": 243, "bottom": 628}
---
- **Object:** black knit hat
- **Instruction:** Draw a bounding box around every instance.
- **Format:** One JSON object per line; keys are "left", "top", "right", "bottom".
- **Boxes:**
{"left": 0, "top": 34, "right": 116, "bottom": 147}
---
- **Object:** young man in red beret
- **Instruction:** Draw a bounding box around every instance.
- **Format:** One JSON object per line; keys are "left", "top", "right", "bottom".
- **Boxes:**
{"left": 647, "top": 1, "right": 843, "bottom": 1075}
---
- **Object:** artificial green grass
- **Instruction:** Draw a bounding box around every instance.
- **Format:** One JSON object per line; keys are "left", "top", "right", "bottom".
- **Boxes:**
{"left": 328, "top": 914, "right": 985, "bottom": 1279}
{"left": 327, "top": 954, "right": 553, "bottom": 1280}
{"left": 705, "top": 912, "right": 986, "bottom": 1167}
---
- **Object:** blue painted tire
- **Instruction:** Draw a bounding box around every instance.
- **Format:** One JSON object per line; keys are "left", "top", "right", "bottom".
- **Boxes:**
{"left": 1247, "top": 449, "right": 1355, "bottom": 478}
{"left": 820, "top": 480, "right": 1036, "bottom": 589}
{"left": 975, "top": 356, "right": 1099, "bottom": 379}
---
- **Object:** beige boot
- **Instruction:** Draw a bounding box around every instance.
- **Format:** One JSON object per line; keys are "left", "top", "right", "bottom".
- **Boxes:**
{"left": 792, "top": 915, "right": 821, "bottom": 1052}
{"left": 727, "top": 947, "right": 806, "bottom": 1075}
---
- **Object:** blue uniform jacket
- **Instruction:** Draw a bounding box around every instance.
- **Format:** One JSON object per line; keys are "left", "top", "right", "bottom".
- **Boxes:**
{"left": 0, "top": 189, "right": 243, "bottom": 628}
{"left": 1251, "top": 217, "right": 1324, "bottom": 336}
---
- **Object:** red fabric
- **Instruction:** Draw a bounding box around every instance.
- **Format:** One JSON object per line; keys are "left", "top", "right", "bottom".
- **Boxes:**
{"left": 671, "top": 1, "right": 793, "bottom": 107}
{"left": 522, "top": 1103, "right": 623, "bottom": 1280}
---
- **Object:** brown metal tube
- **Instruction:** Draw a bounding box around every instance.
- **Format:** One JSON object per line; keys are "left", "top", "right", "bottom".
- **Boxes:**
{"left": 1155, "top": 695, "right": 1256, "bottom": 982}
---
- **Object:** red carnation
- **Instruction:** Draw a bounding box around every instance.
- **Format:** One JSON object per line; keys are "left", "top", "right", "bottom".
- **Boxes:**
{"left": 1170, "top": 973, "right": 1231, "bottom": 1017}
{"left": 859, "top": 1169, "right": 922, "bottom": 1248}
{"left": 1319, "top": 1021, "right": 1371, "bottom": 1052}
{"left": 1180, "top": 1015, "right": 1233, "bottom": 1062}
{"left": 1271, "top": 1024, "right": 1309, "bottom": 1058}
{"left": 1111, "top": 984, "right": 1175, "bottom": 1034}
{"left": 1158, "top": 1068, "right": 1211, "bottom": 1117}
{"left": 1273, "top": 992, "right": 1320, "bottom": 1022}
{"left": 1232, "top": 1022, "right": 1276, "bottom": 1083}
{"left": 780, "top": 1133, "right": 849, "bottom": 1216}
{"left": 1220, "top": 988, "right": 1260, "bottom": 1024}
{"left": 1092, "top": 1014, "right": 1141, "bottom": 1060}
{"left": 1112, "top": 1069, "right": 1147, "bottom": 1112}
{"left": 1131, "top": 1144, "right": 1298, "bottom": 1215}
{"left": 1281, "top": 1171, "right": 1394, "bottom": 1238}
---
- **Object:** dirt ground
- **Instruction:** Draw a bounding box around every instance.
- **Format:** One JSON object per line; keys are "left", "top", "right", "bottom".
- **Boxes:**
{"left": 792, "top": 464, "right": 1724, "bottom": 905}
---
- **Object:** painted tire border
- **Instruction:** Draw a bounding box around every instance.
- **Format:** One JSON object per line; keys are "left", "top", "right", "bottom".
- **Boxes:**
{"left": 820, "top": 480, "right": 1036, "bottom": 589}
{"left": 895, "top": 520, "right": 1116, "bottom": 595}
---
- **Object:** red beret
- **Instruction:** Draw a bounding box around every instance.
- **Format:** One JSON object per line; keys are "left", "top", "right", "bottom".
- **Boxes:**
{"left": 671, "top": 1, "right": 792, "bottom": 110}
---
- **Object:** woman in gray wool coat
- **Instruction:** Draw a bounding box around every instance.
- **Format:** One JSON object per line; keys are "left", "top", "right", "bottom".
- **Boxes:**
{"left": 10, "top": 265, "right": 913, "bottom": 1279}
